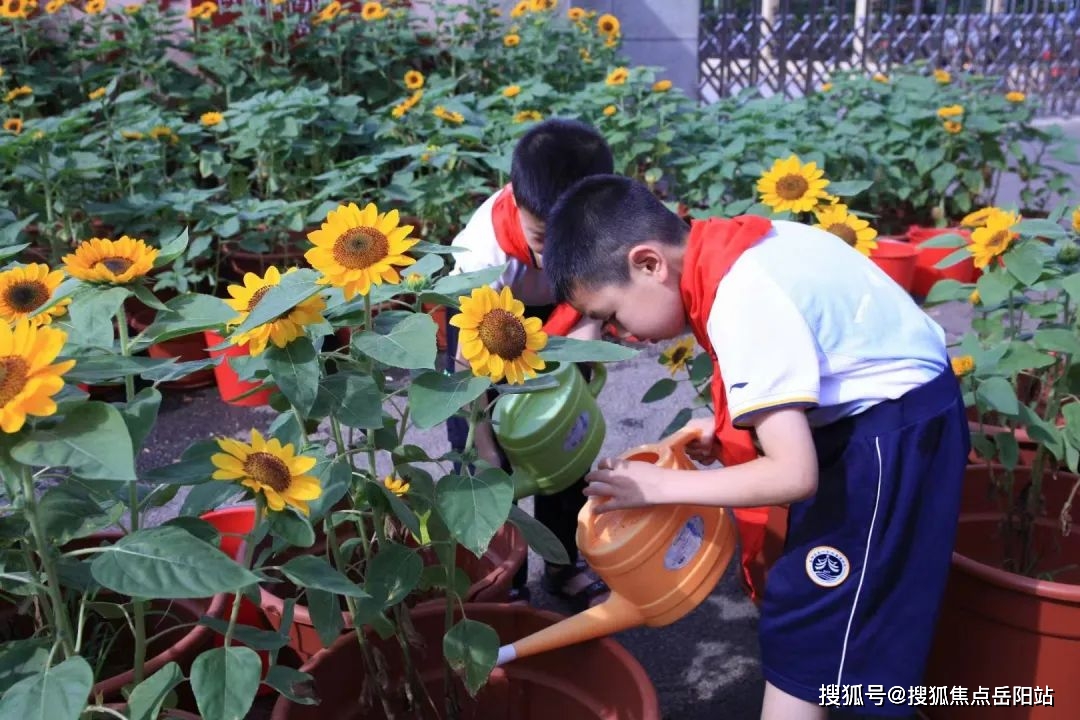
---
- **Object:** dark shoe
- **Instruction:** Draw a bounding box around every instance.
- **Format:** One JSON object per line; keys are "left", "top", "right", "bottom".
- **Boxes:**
{"left": 541, "top": 563, "right": 609, "bottom": 612}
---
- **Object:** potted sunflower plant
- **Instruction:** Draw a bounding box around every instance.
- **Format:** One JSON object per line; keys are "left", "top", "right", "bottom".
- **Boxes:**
{"left": 920, "top": 202, "right": 1080, "bottom": 718}
{"left": 131, "top": 198, "right": 658, "bottom": 720}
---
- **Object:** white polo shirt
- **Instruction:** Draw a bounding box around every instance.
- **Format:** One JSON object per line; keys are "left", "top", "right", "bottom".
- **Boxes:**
{"left": 706, "top": 220, "right": 948, "bottom": 428}
{"left": 449, "top": 190, "right": 556, "bottom": 307}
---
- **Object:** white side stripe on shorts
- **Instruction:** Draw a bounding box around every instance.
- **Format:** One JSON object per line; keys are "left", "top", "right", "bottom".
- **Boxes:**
{"left": 836, "top": 436, "right": 884, "bottom": 686}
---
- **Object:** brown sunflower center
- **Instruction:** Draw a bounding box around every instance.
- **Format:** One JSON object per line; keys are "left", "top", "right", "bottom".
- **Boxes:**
{"left": 243, "top": 451, "right": 292, "bottom": 493}
{"left": 98, "top": 257, "right": 133, "bottom": 275}
{"left": 247, "top": 286, "right": 272, "bottom": 312}
{"left": 670, "top": 347, "right": 689, "bottom": 365}
{"left": 776, "top": 174, "right": 810, "bottom": 200}
{"left": 0, "top": 356, "right": 29, "bottom": 407}
{"left": 5, "top": 280, "right": 49, "bottom": 313}
{"left": 333, "top": 227, "right": 389, "bottom": 270}
{"left": 600, "top": 20, "right": 615, "bottom": 32}
{"left": 827, "top": 223, "right": 858, "bottom": 246}
{"left": 478, "top": 309, "right": 527, "bottom": 360}
{"left": 986, "top": 230, "right": 1013, "bottom": 251}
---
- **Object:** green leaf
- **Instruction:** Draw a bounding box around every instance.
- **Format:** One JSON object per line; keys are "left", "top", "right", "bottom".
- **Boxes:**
{"left": 826, "top": 180, "right": 873, "bottom": 197}
{"left": 642, "top": 378, "right": 677, "bottom": 403}
{"left": 66, "top": 286, "right": 130, "bottom": 348}
{"left": 998, "top": 343, "right": 1056, "bottom": 374}
{"left": 1016, "top": 218, "right": 1066, "bottom": 239}
{"left": 933, "top": 247, "right": 974, "bottom": 270}
{"left": 435, "top": 468, "right": 514, "bottom": 558}
{"left": 61, "top": 355, "right": 176, "bottom": 384}
{"left": 1004, "top": 241, "right": 1046, "bottom": 286}
{"left": 279, "top": 555, "right": 371, "bottom": 598}
{"left": 121, "top": 387, "right": 162, "bottom": 452}
{"left": 306, "top": 588, "right": 345, "bottom": 648}
{"left": 127, "top": 661, "right": 184, "bottom": 720}
{"left": 974, "top": 376, "right": 1019, "bottom": 416}
{"left": 508, "top": 505, "right": 569, "bottom": 565}
{"left": 975, "top": 268, "right": 1017, "bottom": 307}
{"left": 91, "top": 526, "right": 258, "bottom": 599}
{"left": 995, "top": 432, "right": 1020, "bottom": 470}
{"left": 351, "top": 312, "right": 437, "bottom": 369}
{"left": 137, "top": 293, "right": 235, "bottom": 346}
{"left": 443, "top": 619, "right": 498, "bottom": 696}
{"left": 262, "top": 665, "right": 317, "bottom": 705}
{"left": 0, "top": 243, "right": 30, "bottom": 262}
{"left": 1034, "top": 328, "right": 1080, "bottom": 357}
{"left": 431, "top": 266, "right": 505, "bottom": 298}
{"left": 180, "top": 480, "right": 242, "bottom": 517}
{"left": 130, "top": 283, "right": 171, "bottom": 312}
{"left": 265, "top": 338, "right": 319, "bottom": 417}
{"left": 540, "top": 337, "right": 638, "bottom": 363}
{"left": 661, "top": 408, "right": 693, "bottom": 439}
{"left": 408, "top": 370, "right": 491, "bottom": 429}
{"left": 319, "top": 371, "right": 383, "bottom": 429}
{"left": 268, "top": 507, "right": 315, "bottom": 549}
{"left": 0, "top": 656, "right": 93, "bottom": 720}
{"left": 305, "top": 455, "right": 352, "bottom": 523}
{"left": 0, "top": 639, "right": 48, "bottom": 695}
{"left": 144, "top": 440, "right": 218, "bottom": 485}
{"left": 1059, "top": 271, "right": 1080, "bottom": 302}
{"left": 191, "top": 646, "right": 262, "bottom": 720}
{"left": 233, "top": 269, "right": 321, "bottom": 335}
{"left": 917, "top": 233, "right": 968, "bottom": 249}
{"left": 197, "top": 617, "right": 289, "bottom": 651}
{"left": 12, "top": 402, "right": 137, "bottom": 482}
{"left": 38, "top": 484, "right": 124, "bottom": 545}
{"left": 923, "top": 278, "right": 973, "bottom": 305}
{"left": 364, "top": 542, "right": 423, "bottom": 606}
{"left": 154, "top": 228, "right": 190, "bottom": 267}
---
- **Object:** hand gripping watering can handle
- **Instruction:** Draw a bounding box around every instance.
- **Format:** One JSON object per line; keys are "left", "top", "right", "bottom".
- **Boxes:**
{"left": 662, "top": 424, "right": 706, "bottom": 452}
{"left": 585, "top": 362, "right": 607, "bottom": 398}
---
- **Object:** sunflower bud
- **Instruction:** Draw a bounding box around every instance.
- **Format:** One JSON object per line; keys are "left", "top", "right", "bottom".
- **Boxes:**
{"left": 1057, "top": 242, "right": 1080, "bottom": 265}
{"left": 404, "top": 272, "right": 427, "bottom": 292}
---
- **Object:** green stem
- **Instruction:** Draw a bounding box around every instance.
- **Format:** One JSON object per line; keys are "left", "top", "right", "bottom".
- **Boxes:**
{"left": 21, "top": 468, "right": 76, "bottom": 658}
{"left": 224, "top": 505, "right": 262, "bottom": 648}
{"left": 115, "top": 305, "right": 136, "bottom": 405}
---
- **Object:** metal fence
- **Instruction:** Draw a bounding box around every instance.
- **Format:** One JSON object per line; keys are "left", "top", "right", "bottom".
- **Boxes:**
{"left": 698, "top": 0, "right": 1080, "bottom": 116}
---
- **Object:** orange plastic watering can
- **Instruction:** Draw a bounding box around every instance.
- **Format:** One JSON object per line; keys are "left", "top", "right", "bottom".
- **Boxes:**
{"left": 495, "top": 426, "right": 738, "bottom": 666}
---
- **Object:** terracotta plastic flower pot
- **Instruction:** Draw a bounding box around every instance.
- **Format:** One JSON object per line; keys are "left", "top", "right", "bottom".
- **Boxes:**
{"left": 869, "top": 237, "right": 919, "bottom": 292}
{"left": 923, "top": 466, "right": 1080, "bottom": 718}
{"left": 199, "top": 507, "right": 275, "bottom": 695}
{"left": 259, "top": 523, "right": 527, "bottom": 661}
{"left": 203, "top": 330, "right": 274, "bottom": 407}
{"left": 269, "top": 602, "right": 660, "bottom": 720}
{"left": 906, "top": 225, "right": 977, "bottom": 298}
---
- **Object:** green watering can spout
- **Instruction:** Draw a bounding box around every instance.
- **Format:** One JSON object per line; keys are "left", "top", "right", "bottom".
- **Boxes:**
{"left": 493, "top": 362, "right": 608, "bottom": 500}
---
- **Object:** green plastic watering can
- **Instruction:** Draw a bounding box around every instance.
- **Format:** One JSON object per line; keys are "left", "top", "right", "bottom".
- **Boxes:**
{"left": 492, "top": 361, "right": 607, "bottom": 500}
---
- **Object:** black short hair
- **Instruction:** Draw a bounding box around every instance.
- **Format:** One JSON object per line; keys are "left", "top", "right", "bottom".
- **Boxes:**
{"left": 510, "top": 118, "right": 614, "bottom": 218}
{"left": 543, "top": 175, "right": 689, "bottom": 302}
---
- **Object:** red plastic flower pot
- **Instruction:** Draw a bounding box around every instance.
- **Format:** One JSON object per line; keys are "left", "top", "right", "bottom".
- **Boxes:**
{"left": 204, "top": 330, "right": 274, "bottom": 407}
{"left": 869, "top": 237, "right": 919, "bottom": 292}
{"left": 906, "top": 225, "right": 977, "bottom": 298}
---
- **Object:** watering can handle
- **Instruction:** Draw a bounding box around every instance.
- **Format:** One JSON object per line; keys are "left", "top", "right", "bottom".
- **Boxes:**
{"left": 662, "top": 425, "right": 707, "bottom": 453}
{"left": 585, "top": 362, "right": 607, "bottom": 398}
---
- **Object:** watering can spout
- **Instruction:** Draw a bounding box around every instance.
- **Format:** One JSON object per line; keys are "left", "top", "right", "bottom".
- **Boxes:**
{"left": 495, "top": 592, "right": 644, "bottom": 667}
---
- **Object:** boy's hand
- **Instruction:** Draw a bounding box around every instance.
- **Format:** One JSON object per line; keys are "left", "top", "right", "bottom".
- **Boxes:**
{"left": 584, "top": 458, "right": 667, "bottom": 513}
{"left": 682, "top": 417, "right": 719, "bottom": 465}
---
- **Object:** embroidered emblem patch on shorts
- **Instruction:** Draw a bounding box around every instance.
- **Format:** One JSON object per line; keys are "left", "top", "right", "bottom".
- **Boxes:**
{"left": 805, "top": 545, "right": 850, "bottom": 588}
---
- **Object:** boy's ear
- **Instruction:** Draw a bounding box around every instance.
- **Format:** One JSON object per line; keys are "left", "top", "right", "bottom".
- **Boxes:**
{"left": 627, "top": 243, "right": 668, "bottom": 280}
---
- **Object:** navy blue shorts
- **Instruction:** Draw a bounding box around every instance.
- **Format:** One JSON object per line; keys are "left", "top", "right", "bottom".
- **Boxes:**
{"left": 758, "top": 370, "right": 969, "bottom": 716}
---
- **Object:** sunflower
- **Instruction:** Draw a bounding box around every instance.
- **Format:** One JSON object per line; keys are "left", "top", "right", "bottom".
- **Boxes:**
{"left": 186, "top": 0, "right": 215, "bottom": 18}
{"left": 123, "top": 3, "right": 141, "bottom": 13}
{"left": 1, "top": 0, "right": 35, "bottom": 18}
{"left": 943, "top": 120, "right": 963, "bottom": 134}
{"left": 510, "top": 1, "right": 528, "bottom": 18}
{"left": 604, "top": 34, "right": 619, "bottom": 48}
{"left": 814, "top": 204, "right": 878, "bottom": 256}
{"left": 433, "top": 105, "right": 464, "bottom": 124}
{"left": 200, "top": 111, "right": 223, "bottom": 127}
{"left": 652, "top": 79, "right": 672, "bottom": 92}
{"left": 88, "top": 87, "right": 106, "bottom": 101}
{"left": 950, "top": 355, "right": 974, "bottom": 377}
{"left": 149, "top": 125, "right": 176, "bottom": 143}
{"left": 502, "top": 84, "right": 521, "bottom": 98}
{"left": 4, "top": 86, "right": 32, "bottom": 103}
{"left": 313, "top": 1, "right": 341, "bottom": 23}
{"left": 63, "top": 236, "right": 158, "bottom": 285}
{"left": 305, "top": 202, "right": 418, "bottom": 301}
{"left": 0, "top": 264, "right": 70, "bottom": 327}
{"left": 450, "top": 286, "right": 547, "bottom": 384}
{"left": 0, "top": 321, "right": 75, "bottom": 434}
{"left": 212, "top": 429, "right": 321, "bottom": 515}
{"left": 529, "top": 0, "right": 555, "bottom": 11}
{"left": 513, "top": 110, "right": 542, "bottom": 124}
{"left": 820, "top": 82, "right": 833, "bottom": 92}
{"left": 504, "top": 33, "right": 520, "bottom": 47}
{"left": 121, "top": 129, "right": 144, "bottom": 140}
{"left": 872, "top": 72, "right": 888, "bottom": 83}
{"left": 597, "top": 13, "right": 619, "bottom": 35}
{"left": 969, "top": 289, "right": 980, "bottom": 305}
{"left": 361, "top": 1, "right": 387, "bottom": 20}
{"left": 605, "top": 67, "right": 628, "bottom": 86}
{"left": 568, "top": 6, "right": 584, "bottom": 21}
{"left": 579, "top": 48, "right": 592, "bottom": 63}
{"left": 224, "top": 267, "right": 327, "bottom": 357}
{"left": 969, "top": 210, "right": 1021, "bottom": 269}
{"left": 84, "top": 0, "right": 105, "bottom": 13}
{"left": 1072, "top": 206, "right": 1080, "bottom": 234}
{"left": 602, "top": 104, "right": 616, "bottom": 117}
{"left": 933, "top": 68, "right": 951, "bottom": 84}
{"left": 660, "top": 337, "right": 695, "bottom": 376}
{"left": 960, "top": 207, "right": 1005, "bottom": 228}
{"left": 383, "top": 475, "right": 410, "bottom": 496}
{"left": 404, "top": 70, "right": 424, "bottom": 90}
{"left": 45, "top": 0, "right": 65, "bottom": 14}
{"left": 757, "top": 155, "right": 830, "bottom": 214}
{"left": 1005, "top": 91, "right": 1025, "bottom": 103}
{"left": 3, "top": 118, "right": 22, "bottom": 135}
{"left": 936, "top": 105, "right": 963, "bottom": 119}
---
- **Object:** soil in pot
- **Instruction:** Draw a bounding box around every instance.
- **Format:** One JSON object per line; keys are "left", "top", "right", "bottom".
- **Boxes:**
{"left": 923, "top": 466, "right": 1080, "bottom": 719}
{"left": 270, "top": 602, "right": 660, "bottom": 720}
{"left": 259, "top": 523, "right": 526, "bottom": 661}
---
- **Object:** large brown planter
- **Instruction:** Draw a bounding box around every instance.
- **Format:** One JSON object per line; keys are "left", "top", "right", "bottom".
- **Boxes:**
{"left": 260, "top": 523, "right": 527, "bottom": 661}
{"left": 270, "top": 602, "right": 660, "bottom": 720}
{"left": 923, "top": 466, "right": 1080, "bottom": 718}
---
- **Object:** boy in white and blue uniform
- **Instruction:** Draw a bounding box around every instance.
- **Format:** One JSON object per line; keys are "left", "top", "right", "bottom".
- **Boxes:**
{"left": 542, "top": 175, "right": 969, "bottom": 719}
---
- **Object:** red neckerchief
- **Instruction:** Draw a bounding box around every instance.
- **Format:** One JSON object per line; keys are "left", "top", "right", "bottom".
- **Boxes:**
{"left": 491, "top": 185, "right": 582, "bottom": 337}
{"left": 679, "top": 215, "right": 778, "bottom": 604}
